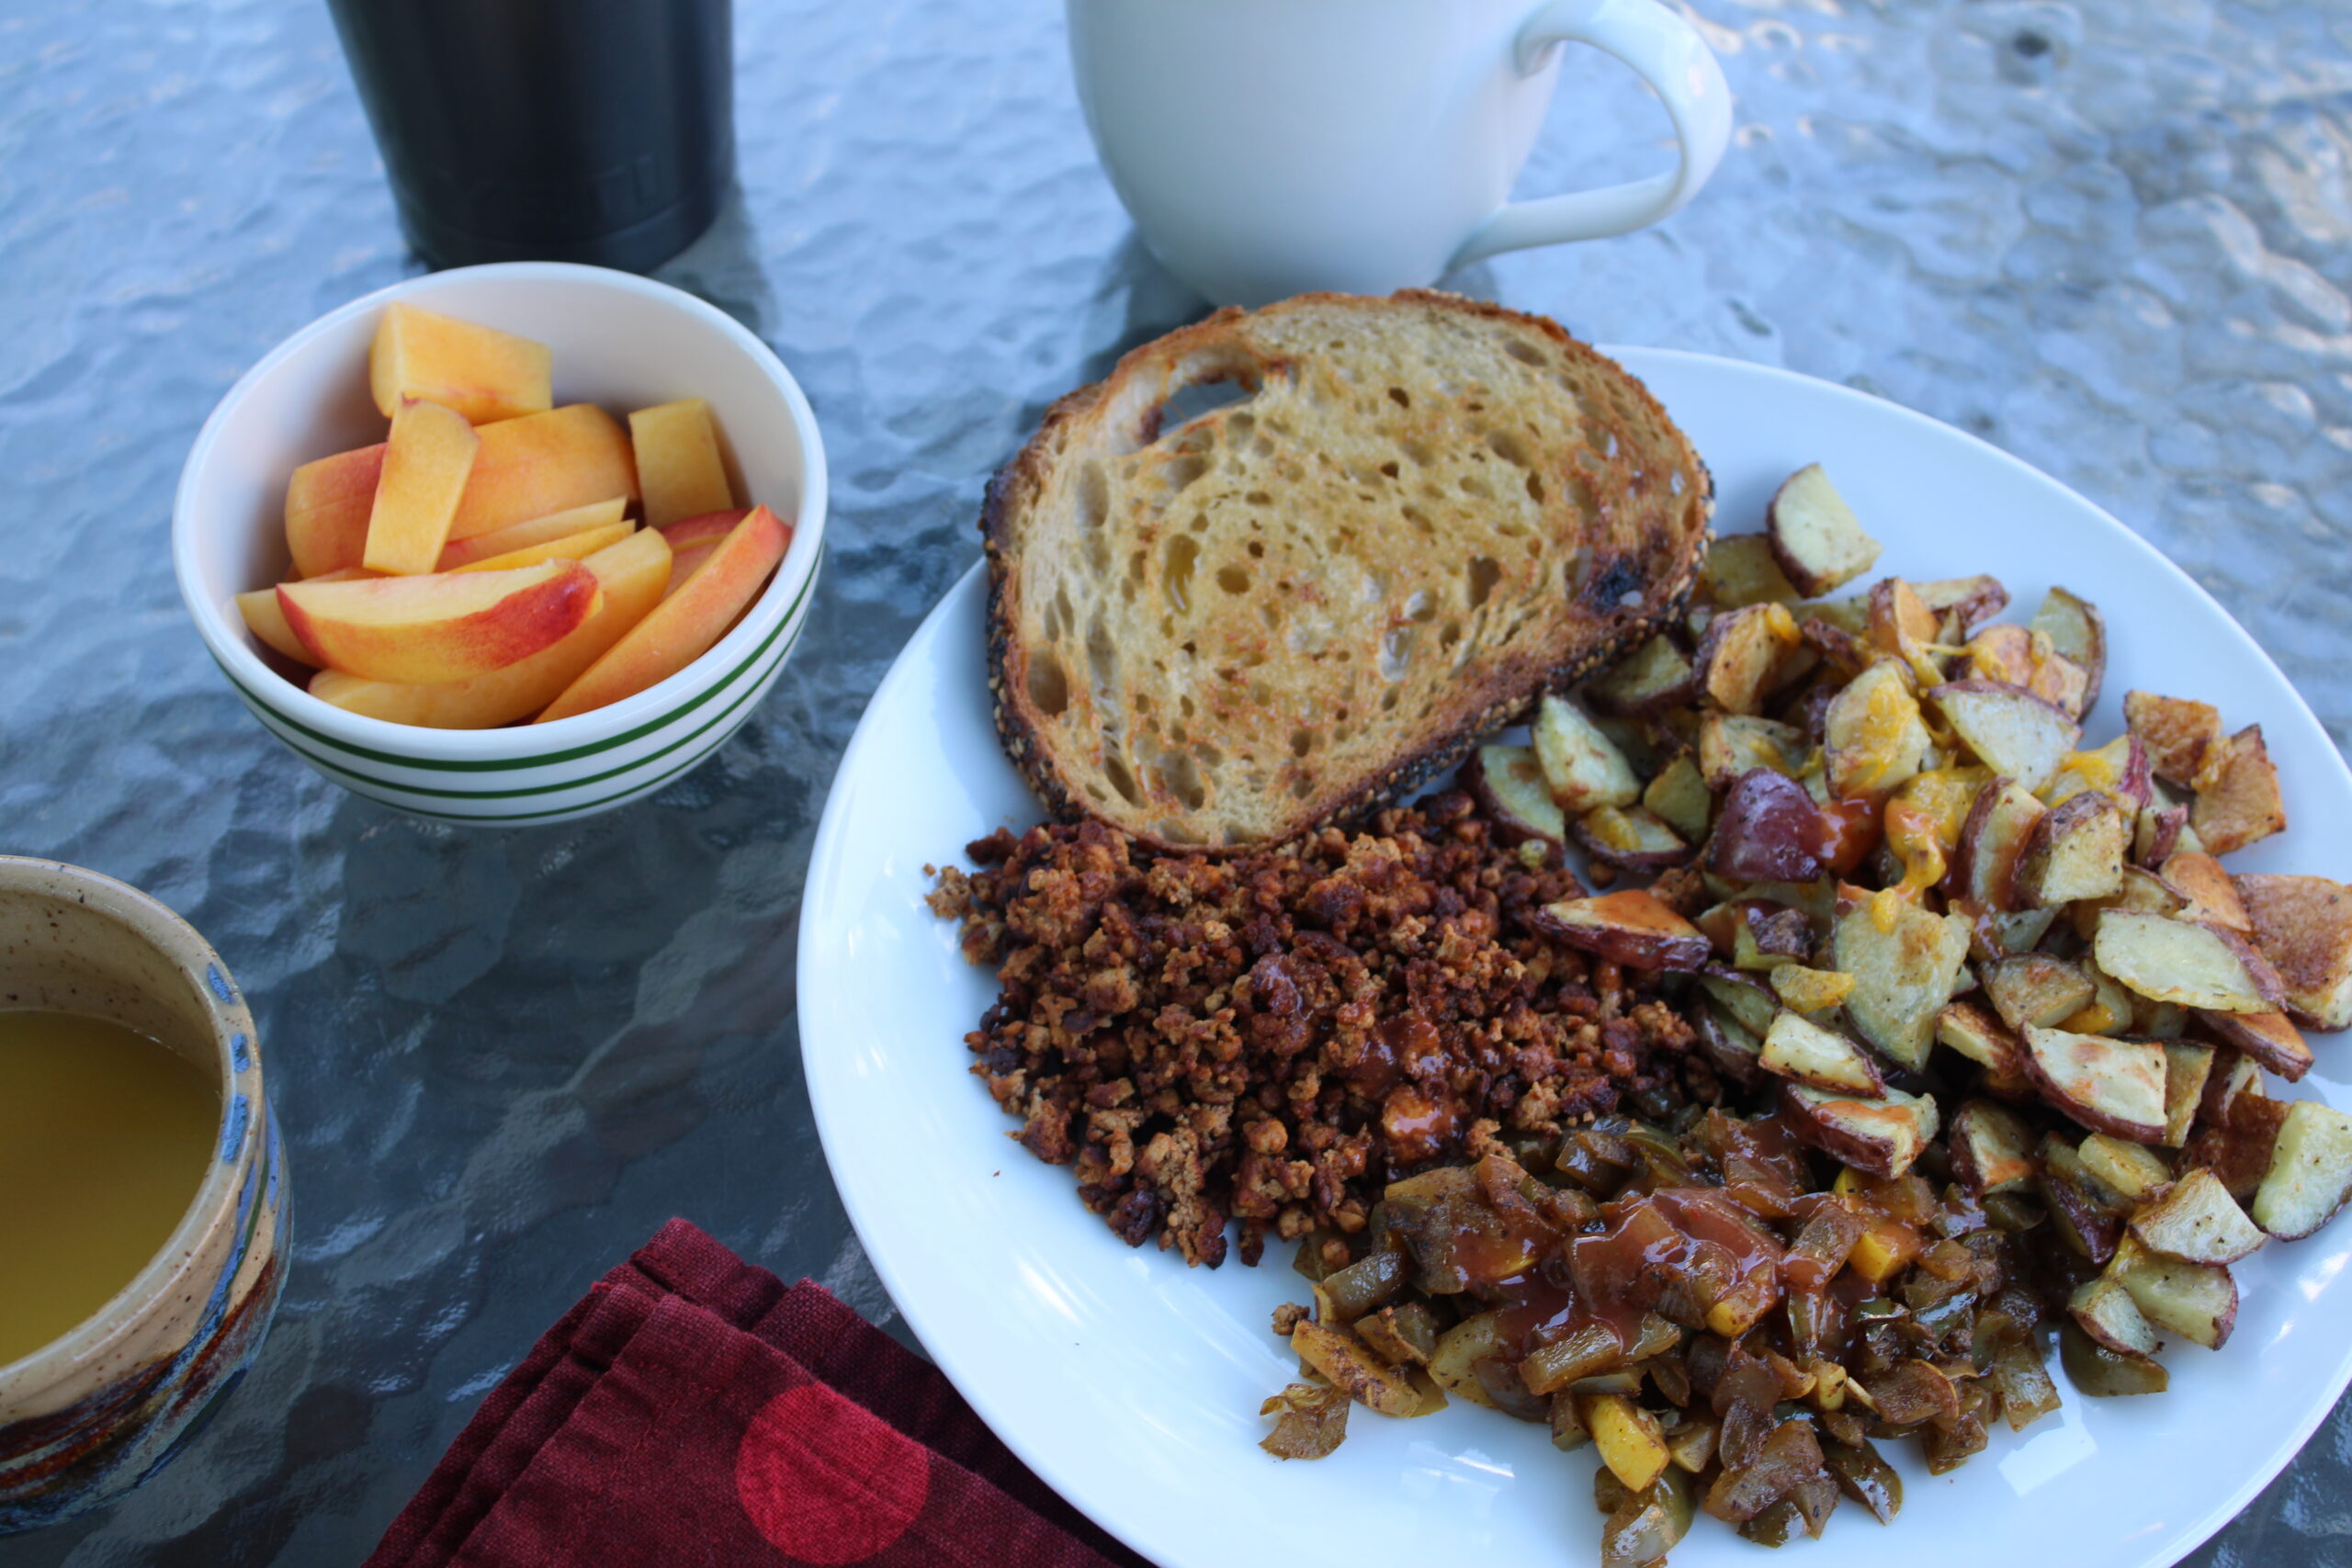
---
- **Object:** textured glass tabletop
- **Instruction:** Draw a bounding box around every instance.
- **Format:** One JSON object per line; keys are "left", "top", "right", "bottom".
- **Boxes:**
{"left": 2, "top": 0, "right": 2347, "bottom": 1562}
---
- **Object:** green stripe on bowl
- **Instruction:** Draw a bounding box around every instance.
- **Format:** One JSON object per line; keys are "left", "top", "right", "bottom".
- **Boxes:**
{"left": 229, "top": 610, "right": 805, "bottom": 802}
{"left": 213, "top": 553, "right": 820, "bottom": 773}
{"left": 237, "top": 615, "right": 806, "bottom": 820}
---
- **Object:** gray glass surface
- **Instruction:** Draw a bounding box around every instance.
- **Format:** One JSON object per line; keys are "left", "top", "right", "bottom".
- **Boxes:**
{"left": 0, "top": 0, "right": 2346, "bottom": 1562}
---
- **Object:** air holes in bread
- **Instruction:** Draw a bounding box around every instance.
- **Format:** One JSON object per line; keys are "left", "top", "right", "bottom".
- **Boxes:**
{"left": 1165, "top": 534, "right": 1198, "bottom": 612}
{"left": 1467, "top": 556, "right": 1503, "bottom": 609}
{"left": 990, "top": 293, "right": 1709, "bottom": 850}
{"left": 1379, "top": 628, "right": 1412, "bottom": 681}
{"left": 1102, "top": 751, "right": 1141, "bottom": 807}
{"left": 1027, "top": 652, "right": 1069, "bottom": 716}
{"left": 1159, "top": 376, "right": 1253, "bottom": 433}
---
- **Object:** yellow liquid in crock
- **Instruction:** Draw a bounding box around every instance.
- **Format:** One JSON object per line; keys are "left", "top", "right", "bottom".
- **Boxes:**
{"left": 0, "top": 1010, "right": 219, "bottom": 1368}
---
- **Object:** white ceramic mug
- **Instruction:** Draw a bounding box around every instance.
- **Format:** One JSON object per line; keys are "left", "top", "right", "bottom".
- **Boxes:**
{"left": 1067, "top": 0, "right": 1734, "bottom": 308}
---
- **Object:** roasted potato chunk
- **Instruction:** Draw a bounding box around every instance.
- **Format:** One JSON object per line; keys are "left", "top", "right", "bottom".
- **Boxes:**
{"left": 1824, "top": 660, "right": 1933, "bottom": 798}
{"left": 2029, "top": 586, "right": 2106, "bottom": 716}
{"left": 1533, "top": 693, "right": 1641, "bottom": 813}
{"left": 1588, "top": 634, "right": 1698, "bottom": 717}
{"left": 1760, "top": 1010, "right": 1883, "bottom": 1095}
{"left": 2095, "top": 910, "right": 2285, "bottom": 1015}
{"left": 1533, "top": 890, "right": 1712, "bottom": 972}
{"left": 1928, "top": 681, "right": 2080, "bottom": 794}
{"left": 1700, "top": 534, "right": 1801, "bottom": 610}
{"left": 1695, "top": 602, "right": 1803, "bottom": 716}
{"left": 2124, "top": 691, "right": 2222, "bottom": 787}
{"left": 2021, "top": 1026, "right": 2168, "bottom": 1143}
{"left": 2130, "top": 1167, "right": 2265, "bottom": 1265}
{"left": 1463, "top": 744, "right": 1566, "bottom": 859}
{"left": 2191, "top": 725, "right": 2285, "bottom": 856}
{"left": 1830, "top": 899, "right": 1972, "bottom": 1071}
{"left": 1766, "top": 464, "right": 1882, "bottom": 597}
{"left": 2253, "top": 1100, "right": 2352, "bottom": 1240}
{"left": 2235, "top": 874, "right": 2352, "bottom": 1031}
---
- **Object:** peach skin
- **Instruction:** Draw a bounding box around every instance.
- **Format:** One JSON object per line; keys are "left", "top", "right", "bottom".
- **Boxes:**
{"left": 629, "top": 399, "right": 734, "bottom": 525}
{"left": 658, "top": 509, "right": 750, "bottom": 549}
{"left": 284, "top": 443, "right": 385, "bottom": 579}
{"left": 658, "top": 509, "right": 749, "bottom": 598}
{"left": 450, "top": 521, "right": 632, "bottom": 574}
{"left": 434, "top": 497, "right": 630, "bottom": 570}
{"left": 309, "top": 531, "right": 673, "bottom": 728}
{"left": 364, "top": 398, "right": 481, "bottom": 575}
{"left": 537, "top": 504, "right": 787, "bottom": 722}
{"left": 279, "top": 560, "right": 601, "bottom": 683}
{"left": 236, "top": 568, "right": 373, "bottom": 664}
{"left": 370, "top": 303, "right": 552, "bottom": 425}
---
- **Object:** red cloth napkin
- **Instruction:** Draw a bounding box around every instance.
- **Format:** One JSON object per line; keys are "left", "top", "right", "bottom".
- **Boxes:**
{"left": 366, "top": 1220, "right": 1151, "bottom": 1568}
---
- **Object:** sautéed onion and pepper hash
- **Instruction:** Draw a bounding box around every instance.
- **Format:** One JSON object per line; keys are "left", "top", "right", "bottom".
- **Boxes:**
{"left": 934, "top": 462, "right": 2352, "bottom": 1566}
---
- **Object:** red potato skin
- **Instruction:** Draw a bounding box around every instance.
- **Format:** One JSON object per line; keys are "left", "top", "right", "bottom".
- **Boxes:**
{"left": 2198, "top": 1051, "right": 2263, "bottom": 1130}
{"left": 2199, "top": 921, "right": 2291, "bottom": 1013}
{"left": 2014, "top": 790, "right": 2124, "bottom": 907}
{"left": 2041, "top": 1167, "right": 2124, "bottom": 1266}
{"left": 2114, "top": 733, "right": 2152, "bottom": 812}
{"left": 2194, "top": 1009, "right": 2314, "bottom": 1082}
{"left": 2020, "top": 1031, "right": 2167, "bottom": 1144}
{"left": 1947, "top": 1102, "right": 2037, "bottom": 1195}
{"left": 1955, "top": 776, "right": 2041, "bottom": 912}
{"left": 1919, "top": 576, "right": 2011, "bottom": 637}
{"left": 1461, "top": 749, "right": 1567, "bottom": 865}
{"left": 1694, "top": 1006, "right": 1767, "bottom": 1089}
{"left": 1532, "top": 891, "right": 1713, "bottom": 972}
{"left": 2186, "top": 1097, "right": 2291, "bottom": 1201}
{"left": 1701, "top": 964, "right": 1778, "bottom": 1019}
{"left": 1572, "top": 815, "right": 1690, "bottom": 873}
{"left": 1777, "top": 1084, "right": 1931, "bottom": 1180}
{"left": 1709, "top": 768, "right": 1826, "bottom": 884}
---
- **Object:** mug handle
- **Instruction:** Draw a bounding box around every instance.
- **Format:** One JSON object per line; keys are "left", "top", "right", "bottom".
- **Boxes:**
{"left": 1451, "top": 0, "right": 1734, "bottom": 268}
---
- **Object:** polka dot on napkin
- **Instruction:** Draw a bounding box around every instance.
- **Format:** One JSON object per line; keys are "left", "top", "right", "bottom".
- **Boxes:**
{"left": 735, "top": 1382, "right": 932, "bottom": 1563}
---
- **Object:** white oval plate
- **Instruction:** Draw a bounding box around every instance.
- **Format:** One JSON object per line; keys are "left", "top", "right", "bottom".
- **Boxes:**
{"left": 798, "top": 348, "right": 2352, "bottom": 1568}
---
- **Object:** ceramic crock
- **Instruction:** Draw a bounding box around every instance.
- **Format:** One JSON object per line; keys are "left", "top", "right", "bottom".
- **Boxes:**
{"left": 0, "top": 858, "right": 287, "bottom": 1533}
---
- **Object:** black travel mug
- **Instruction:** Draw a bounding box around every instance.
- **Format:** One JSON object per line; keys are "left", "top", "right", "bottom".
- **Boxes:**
{"left": 325, "top": 0, "right": 733, "bottom": 274}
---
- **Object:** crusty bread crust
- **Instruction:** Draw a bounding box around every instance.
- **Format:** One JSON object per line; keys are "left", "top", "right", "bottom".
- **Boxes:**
{"left": 981, "top": 290, "right": 1712, "bottom": 852}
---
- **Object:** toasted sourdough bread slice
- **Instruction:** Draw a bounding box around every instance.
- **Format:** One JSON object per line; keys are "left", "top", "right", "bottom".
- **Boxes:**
{"left": 982, "top": 291, "right": 1711, "bottom": 851}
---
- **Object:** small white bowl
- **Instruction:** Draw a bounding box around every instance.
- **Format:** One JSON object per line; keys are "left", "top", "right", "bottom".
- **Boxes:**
{"left": 173, "top": 262, "right": 827, "bottom": 826}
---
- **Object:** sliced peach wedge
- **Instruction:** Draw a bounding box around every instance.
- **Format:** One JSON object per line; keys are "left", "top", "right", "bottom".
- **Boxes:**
{"left": 279, "top": 559, "right": 601, "bottom": 684}
{"left": 658, "top": 508, "right": 749, "bottom": 597}
{"left": 447, "top": 405, "right": 639, "bottom": 540}
{"left": 288, "top": 411, "right": 637, "bottom": 575}
{"left": 449, "top": 521, "right": 632, "bottom": 574}
{"left": 435, "top": 497, "right": 629, "bottom": 570}
{"left": 370, "top": 303, "right": 551, "bottom": 426}
{"left": 537, "top": 505, "right": 787, "bottom": 723}
{"left": 364, "top": 397, "right": 481, "bottom": 575}
{"left": 630, "top": 398, "right": 734, "bottom": 525}
{"left": 236, "top": 568, "right": 374, "bottom": 663}
{"left": 310, "top": 532, "right": 672, "bottom": 728}
{"left": 285, "top": 443, "right": 385, "bottom": 579}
